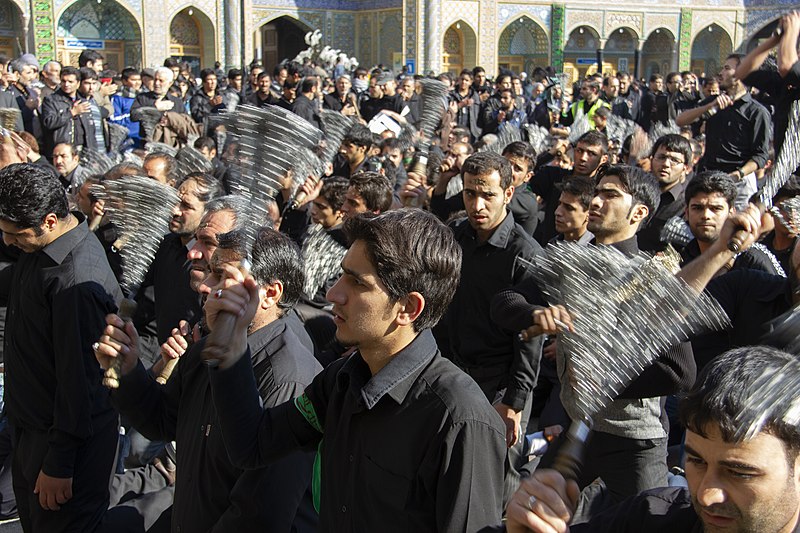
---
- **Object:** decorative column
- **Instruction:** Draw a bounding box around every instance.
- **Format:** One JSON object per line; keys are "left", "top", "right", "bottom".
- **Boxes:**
{"left": 423, "top": 0, "right": 442, "bottom": 74}
{"left": 32, "top": 0, "right": 56, "bottom": 64}
{"left": 678, "top": 8, "right": 692, "bottom": 71}
{"left": 634, "top": 39, "right": 645, "bottom": 79}
{"left": 596, "top": 39, "right": 606, "bottom": 74}
{"left": 224, "top": 0, "right": 242, "bottom": 68}
{"left": 550, "top": 4, "right": 565, "bottom": 72}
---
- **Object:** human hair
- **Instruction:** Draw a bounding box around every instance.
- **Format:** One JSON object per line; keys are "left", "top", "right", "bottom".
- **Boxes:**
{"left": 163, "top": 57, "right": 180, "bottom": 69}
{"left": 121, "top": 67, "right": 139, "bottom": 81}
{"left": 666, "top": 72, "right": 681, "bottom": 84}
{"left": 496, "top": 73, "right": 512, "bottom": 86}
{"left": 247, "top": 227, "right": 305, "bottom": 314}
{"left": 257, "top": 71, "right": 270, "bottom": 83}
{"left": 680, "top": 345, "right": 800, "bottom": 463}
{"left": 176, "top": 172, "right": 224, "bottom": 203}
{"left": 79, "top": 67, "right": 98, "bottom": 82}
{"left": 380, "top": 136, "right": 403, "bottom": 152}
{"left": 193, "top": 136, "right": 216, "bottom": 153}
{"left": 576, "top": 130, "right": 609, "bottom": 154}
{"left": 104, "top": 162, "right": 143, "bottom": 180}
{"left": 450, "top": 126, "right": 471, "bottom": 143}
{"left": 54, "top": 142, "right": 78, "bottom": 158}
{"left": 300, "top": 76, "right": 317, "bottom": 94}
{"left": 227, "top": 68, "right": 243, "bottom": 80}
{"left": 502, "top": 141, "right": 537, "bottom": 172}
{"left": 726, "top": 53, "right": 745, "bottom": 68}
{"left": 651, "top": 133, "right": 693, "bottom": 166}
{"left": 77, "top": 49, "right": 103, "bottom": 68}
{"left": 143, "top": 152, "right": 176, "bottom": 182}
{"left": 583, "top": 78, "right": 601, "bottom": 93}
{"left": 472, "top": 66, "right": 485, "bottom": 77}
{"left": 202, "top": 195, "right": 251, "bottom": 228}
{"left": 775, "top": 176, "right": 800, "bottom": 203}
{"left": 594, "top": 106, "right": 611, "bottom": 119}
{"left": 461, "top": 151, "right": 513, "bottom": 190}
{"left": 649, "top": 73, "right": 663, "bottom": 83}
{"left": 61, "top": 66, "right": 80, "bottom": 80}
{"left": 0, "top": 163, "right": 69, "bottom": 232}
{"left": 343, "top": 209, "right": 462, "bottom": 331}
{"left": 684, "top": 171, "right": 737, "bottom": 208}
{"left": 459, "top": 69, "right": 473, "bottom": 78}
{"left": 343, "top": 124, "right": 374, "bottom": 150}
{"left": 602, "top": 164, "right": 661, "bottom": 224}
{"left": 154, "top": 66, "right": 175, "bottom": 84}
{"left": 320, "top": 176, "right": 349, "bottom": 212}
{"left": 616, "top": 71, "right": 631, "bottom": 80}
{"left": 18, "top": 131, "right": 39, "bottom": 154}
{"left": 556, "top": 176, "right": 595, "bottom": 210}
{"left": 283, "top": 78, "right": 297, "bottom": 91}
{"left": 348, "top": 171, "right": 393, "bottom": 213}
{"left": 200, "top": 68, "right": 216, "bottom": 82}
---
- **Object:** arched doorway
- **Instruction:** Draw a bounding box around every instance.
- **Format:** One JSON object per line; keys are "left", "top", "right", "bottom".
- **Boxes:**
{"left": 169, "top": 8, "right": 214, "bottom": 76}
{"left": 0, "top": 0, "right": 25, "bottom": 58}
{"left": 57, "top": 0, "right": 142, "bottom": 69}
{"left": 604, "top": 27, "right": 637, "bottom": 76}
{"left": 260, "top": 16, "right": 309, "bottom": 72}
{"left": 691, "top": 24, "right": 732, "bottom": 77}
{"left": 442, "top": 21, "right": 477, "bottom": 75}
{"left": 746, "top": 19, "right": 780, "bottom": 52}
{"left": 497, "top": 16, "right": 549, "bottom": 75}
{"left": 642, "top": 28, "right": 675, "bottom": 80}
{"left": 563, "top": 26, "right": 601, "bottom": 83}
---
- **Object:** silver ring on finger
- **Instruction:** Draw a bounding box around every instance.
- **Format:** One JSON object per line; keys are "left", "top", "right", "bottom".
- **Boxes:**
{"left": 92, "top": 342, "right": 100, "bottom": 352}
{"left": 527, "top": 494, "right": 537, "bottom": 511}
{"left": 214, "top": 289, "right": 223, "bottom": 299}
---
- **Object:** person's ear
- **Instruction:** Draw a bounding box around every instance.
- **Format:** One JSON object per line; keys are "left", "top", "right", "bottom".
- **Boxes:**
{"left": 42, "top": 212, "right": 59, "bottom": 232}
{"left": 396, "top": 292, "right": 425, "bottom": 327}
{"left": 260, "top": 281, "right": 283, "bottom": 310}
{"left": 630, "top": 203, "right": 649, "bottom": 224}
{"left": 504, "top": 185, "right": 515, "bottom": 204}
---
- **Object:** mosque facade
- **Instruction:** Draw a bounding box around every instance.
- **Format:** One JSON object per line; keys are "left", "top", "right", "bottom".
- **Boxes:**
{"left": 0, "top": 0, "right": 794, "bottom": 81}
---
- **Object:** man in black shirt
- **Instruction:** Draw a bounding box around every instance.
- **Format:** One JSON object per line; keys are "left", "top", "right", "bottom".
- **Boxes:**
{"left": 677, "top": 54, "right": 770, "bottom": 209}
{"left": 530, "top": 130, "right": 609, "bottom": 245}
{"left": 503, "top": 142, "right": 539, "bottom": 237}
{"left": 637, "top": 134, "right": 693, "bottom": 253}
{"left": 246, "top": 71, "right": 277, "bottom": 108}
{"left": 291, "top": 77, "right": 322, "bottom": 129}
{"left": 506, "top": 345, "right": 800, "bottom": 533}
{"left": 331, "top": 125, "right": 372, "bottom": 179}
{"left": 0, "top": 164, "right": 121, "bottom": 532}
{"left": 441, "top": 151, "right": 543, "bottom": 502}
{"left": 96, "top": 228, "right": 321, "bottom": 532}
{"left": 181, "top": 209, "right": 506, "bottom": 532}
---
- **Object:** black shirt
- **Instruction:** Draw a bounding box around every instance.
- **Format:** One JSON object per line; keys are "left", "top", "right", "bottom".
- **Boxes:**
{"left": 113, "top": 316, "right": 321, "bottom": 532}
{"left": 509, "top": 184, "right": 539, "bottom": 237}
{"left": 695, "top": 93, "right": 771, "bottom": 173}
{"left": 444, "top": 213, "right": 543, "bottom": 409}
{"left": 208, "top": 329, "right": 506, "bottom": 532}
{"left": 292, "top": 94, "right": 322, "bottom": 129}
{"left": 135, "top": 233, "right": 203, "bottom": 344}
{"left": 0, "top": 215, "right": 121, "bottom": 477}
{"left": 744, "top": 60, "right": 800, "bottom": 158}
{"left": 637, "top": 184, "right": 683, "bottom": 253}
{"left": 529, "top": 165, "right": 573, "bottom": 245}
{"left": 680, "top": 238, "right": 785, "bottom": 276}
{"left": 762, "top": 230, "right": 798, "bottom": 276}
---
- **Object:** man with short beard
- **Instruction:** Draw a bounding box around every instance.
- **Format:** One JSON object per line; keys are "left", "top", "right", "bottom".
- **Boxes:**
{"left": 133, "top": 172, "right": 223, "bottom": 365}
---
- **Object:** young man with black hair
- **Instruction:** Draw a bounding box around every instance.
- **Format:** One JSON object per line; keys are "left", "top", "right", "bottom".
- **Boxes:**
{"left": 680, "top": 171, "right": 783, "bottom": 276}
{"left": 553, "top": 177, "right": 594, "bottom": 245}
{"left": 77, "top": 68, "right": 108, "bottom": 151}
{"left": 0, "top": 163, "right": 122, "bottom": 532}
{"left": 503, "top": 141, "right": 539, "bottom": 236}
{"left": 175, "top": 209, "right": 507, "bottom": 531}
{"left": 507, "top": 344, "right": 800, "bottom": 533}
{"left": 561, "top": 78, "right": 610, "bottom": 128}
{"left": 332, "top": 125, "right": 373, "bottom": 178}
{"left": 41, "top": 65, "right": 94, "bottom": 155}
{"left": 96, "top": 227, "right": 321, "bottom": 532}
{"left": 530, "top": 130, "right": 609, "bottom": 245}
{"left": 763, "top": 177, "right": 800, "bottom": 275}
{"left": 190, "top": 68, "right": 225, "bottom": 125}
{"left": 495, "top": 165, "right": 698, "bottom": 507}
{"left": 340, "top": 171, "right": 393, "bottom": 220}
{"left": 637, "top": 134, "right": 693, "bottom": 252}
{"left": 109, "top": 67, "right": 142, "bottom": 147}
{"left": 442, "top": 151, "right": 543, "bottom": 503}
{"left": 246, "top": 71, "right": 277, "bottom": 109}
{"left": 291, "top": 76, "right": 321, "bottom": 129}
{"left": 677, "top": 54, "right": 771, "bottom": 209}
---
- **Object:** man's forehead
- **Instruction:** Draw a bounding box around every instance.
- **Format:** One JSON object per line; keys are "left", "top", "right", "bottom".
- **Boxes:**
{"left": 464, "top": 171, "right": 501, "bottom": 188}
{"left": 689, "top": 192, "right": 730, "bottom": 206}
{"left": 199, "top": 209, "right": 235, "bottom": 233}
{"left": 210, "top": 247, "right": 241, "bottom": 270}
{"left": 596, "top": 175, "right": 627, "bottom": 192}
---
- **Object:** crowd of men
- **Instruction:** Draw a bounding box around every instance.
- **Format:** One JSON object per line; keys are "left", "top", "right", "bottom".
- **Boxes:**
{"left": 0, "top": 9, "right": 799, "bottom": 533}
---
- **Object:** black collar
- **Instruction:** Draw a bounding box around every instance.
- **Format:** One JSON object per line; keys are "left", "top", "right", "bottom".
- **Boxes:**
{"left": 42, "top": 213, "right": 87, "bottom": 265}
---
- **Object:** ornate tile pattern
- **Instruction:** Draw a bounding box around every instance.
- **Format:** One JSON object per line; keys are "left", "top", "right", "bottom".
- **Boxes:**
{"left": 564, "top": 9, "right": 602, "bottom": 38}
{"left": 643, "top": 12, "right": 680, "bottom": 39}
{"left": 333, "top": 12, "right": 355, "bottom": 54}
{"left": 497, "top": 3, "right": 550, "bottom": 30}
{"left": 551, "top": 3, "right": 565, "bottom": 70}
{"left": 678, "top": 8, "right": 692, "bottom": 70}
{"left": 34, "top": 0, "right": 56, "bottom": 62}
{"left": 441, "top": 0, "right": 478, "bottom": 32}
{"left": 404, "top": 0, "right": 417, "bottom": 65}
{"left": 379, "top": 10, "right": 402, "bottom": 66}
{"left": 478, "top": 0, "right": 497, "bottom": 73}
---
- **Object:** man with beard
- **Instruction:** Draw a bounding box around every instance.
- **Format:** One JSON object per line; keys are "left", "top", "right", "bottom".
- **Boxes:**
{"left": 51, "top": 143, "right": 88, "bottom": 193}
{"left": 637, "top": 134, "right": 693, "bottom": 252}
{"left": 506, "top": 344, "right": 800, "bottom": 533}
{"left": 130, "top": 67, "right": 186, "bottom": 141}
{"left": 41, "top": 66, "right": 93, "bottom": 155}
{"left": 133, "top": 172, "right": 223, "bottom": 366}
{"left": 677, "top": 54, "right": 770, "bottom": 210}
{"left": 246, "top": 71, "right": 277, "bottom": 108}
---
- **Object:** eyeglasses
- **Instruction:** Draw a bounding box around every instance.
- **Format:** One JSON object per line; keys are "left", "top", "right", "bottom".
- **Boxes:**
{"left": 653, "top": 154, "right": 685, "bottom": 165}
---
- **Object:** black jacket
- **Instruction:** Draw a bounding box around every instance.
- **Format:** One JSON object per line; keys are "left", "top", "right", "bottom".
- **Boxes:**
{"left": 189, "top": 91, "right": 225, "bottom": 125}
{"left": 41, "top": 89, "right": 95, "bottom": 154}
{"left": 291, "top": 94, "right": 321, "bottom": 129}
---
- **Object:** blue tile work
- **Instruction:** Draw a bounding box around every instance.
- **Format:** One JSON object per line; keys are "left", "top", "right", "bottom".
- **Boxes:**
{"left": 379, "top": 11, "right": 402, "bottom": 64}
{"left": 333, "top": 12, "right": 356, "bottom": 54}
